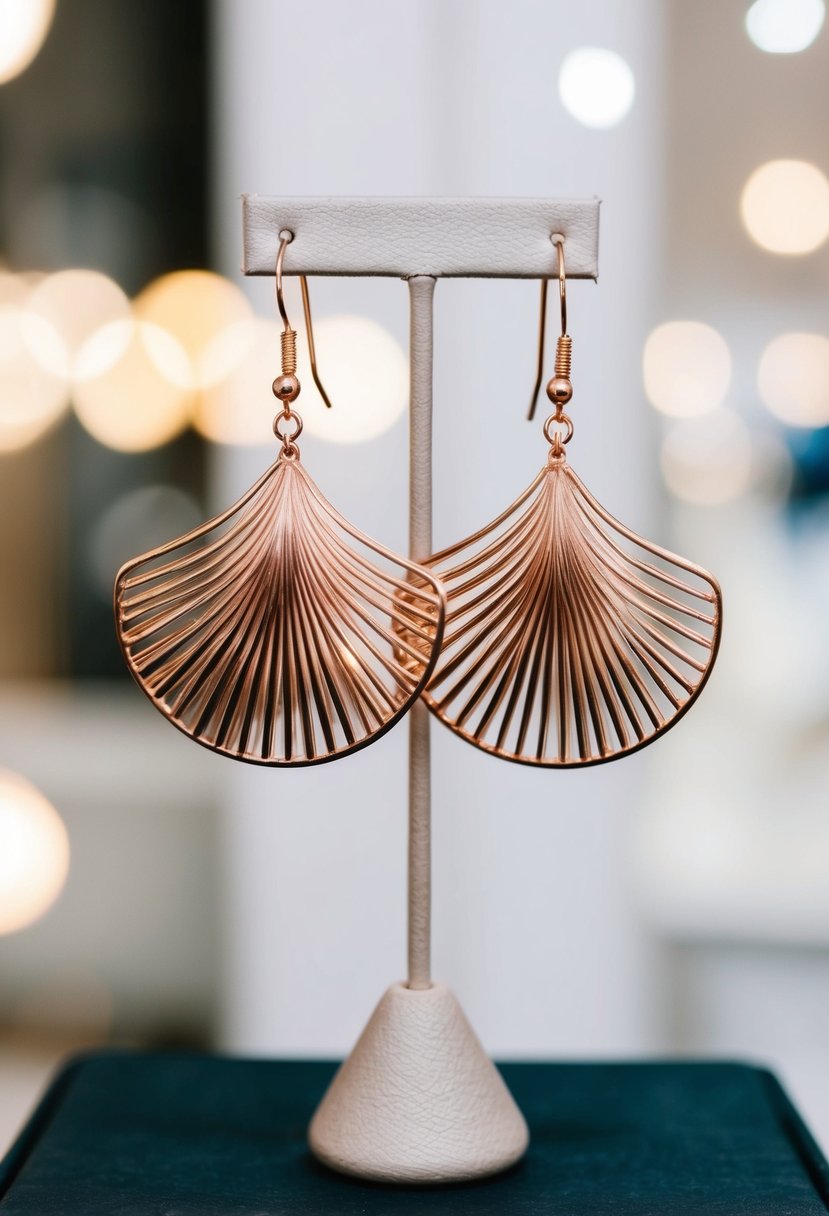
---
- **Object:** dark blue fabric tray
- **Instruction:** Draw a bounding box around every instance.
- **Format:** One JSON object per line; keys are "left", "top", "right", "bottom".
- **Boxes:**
{"left": 1, "top": 1053, "right": 827, "bottom": 1214}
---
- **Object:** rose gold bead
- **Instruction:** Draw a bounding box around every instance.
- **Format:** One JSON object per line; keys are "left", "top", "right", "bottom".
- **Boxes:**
{"left": 546, "top": 376, "right": 573, "bottom": 406}
{"left": 272, "top": 374, "right": 300, "bottom": 402}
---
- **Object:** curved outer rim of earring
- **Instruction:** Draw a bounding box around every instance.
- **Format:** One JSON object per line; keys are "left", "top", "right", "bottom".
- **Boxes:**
{"left": 114, "top": 454, "right": 448, "bottom": 768}
{"left": 419, "top": 463, "right": 723, "bottom": 769}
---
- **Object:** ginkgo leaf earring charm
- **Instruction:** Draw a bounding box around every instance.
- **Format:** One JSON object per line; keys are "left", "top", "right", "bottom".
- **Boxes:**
{"left": 421, "top": 237, "right": 722, "bottom": 768}
{"left": 114, "top": 232, "right": 446, "bottom": 766}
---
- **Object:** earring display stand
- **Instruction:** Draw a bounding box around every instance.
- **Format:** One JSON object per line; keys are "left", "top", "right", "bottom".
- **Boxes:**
{"left": 242, "top": 196, "right": 600, "bottom": 1184}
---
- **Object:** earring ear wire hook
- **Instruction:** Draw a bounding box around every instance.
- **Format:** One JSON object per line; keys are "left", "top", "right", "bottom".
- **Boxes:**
{"left": 300, "top": 276, "right": 333, "bottom": 409}
{"left": 275, "top": 231, "right": 292, "bottom": 330}
{"left": 528, "top": 234, "right": 568, "bottom": 421}
{"left": 274, "top": 230, "right": 333, "bottom": 409}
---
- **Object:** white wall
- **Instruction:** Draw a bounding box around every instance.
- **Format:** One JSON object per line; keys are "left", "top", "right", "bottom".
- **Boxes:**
{"left": 212, "top": 0, "right": 664, "bottom": 1057}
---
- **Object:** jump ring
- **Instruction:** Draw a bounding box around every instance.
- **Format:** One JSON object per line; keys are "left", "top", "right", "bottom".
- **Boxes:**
{"left": 543, "top": 412, "right": 574, "bottom": 449}
{"left": 273, "top": 410, "right": 303, "bottom": 445}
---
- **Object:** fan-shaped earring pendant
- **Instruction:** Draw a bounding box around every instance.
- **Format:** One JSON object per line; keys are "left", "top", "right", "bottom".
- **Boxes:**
{"left": 115, "top": 451, "right": 446, "bottom": 766}
{"left": 421, "top": 449, "right": 721, "bottom": 768}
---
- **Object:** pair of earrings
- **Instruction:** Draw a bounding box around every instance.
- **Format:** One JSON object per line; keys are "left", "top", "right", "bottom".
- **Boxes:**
{"left": 114, "top": 235, "right": 722, "bottom": 769}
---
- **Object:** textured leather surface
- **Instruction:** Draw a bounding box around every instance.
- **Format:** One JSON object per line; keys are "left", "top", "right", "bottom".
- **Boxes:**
{"left": 407, "top": 274, "right": 434, "bottom": 562}
{"left": 2, "top": 1054, "right": 828, "bottom": 1213}
{"left": 242, "top": 196, "right": 600, "bottom": 278}
{"left": 309, "top": 983, "right": 529, "bottom": 1182}
{"left": 407, "top": 276, "right": 435, "bottom": 990}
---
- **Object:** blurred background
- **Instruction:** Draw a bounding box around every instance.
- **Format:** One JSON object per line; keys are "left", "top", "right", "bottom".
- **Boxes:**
{"left": 2, "top": 0, "right": 829, "bottom": 1153}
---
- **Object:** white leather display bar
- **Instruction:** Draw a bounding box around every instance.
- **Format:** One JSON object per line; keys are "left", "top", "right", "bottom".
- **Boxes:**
{"left": 242, "top": 196, "right": 600, "bottom": 279}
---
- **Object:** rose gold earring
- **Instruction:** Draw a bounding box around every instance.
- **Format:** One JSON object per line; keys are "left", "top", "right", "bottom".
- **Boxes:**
{"left": 114, "top": 232, "right": 446, "bottom": 766}
{"left": 420, "top": 237, "right": 722, "bottom": 768}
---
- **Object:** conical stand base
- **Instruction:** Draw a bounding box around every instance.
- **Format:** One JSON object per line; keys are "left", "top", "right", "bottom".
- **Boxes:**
{"left": 308, "top": 982, "right": 529, "bottom": 1184}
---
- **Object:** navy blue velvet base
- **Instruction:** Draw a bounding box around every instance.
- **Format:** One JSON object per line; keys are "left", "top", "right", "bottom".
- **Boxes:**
{"left": 1, "top": 1054, "right": 827, "bottom": 1213}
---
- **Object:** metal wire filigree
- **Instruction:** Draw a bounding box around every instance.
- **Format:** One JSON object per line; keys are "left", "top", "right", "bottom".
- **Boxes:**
{"left": 115, "top": 453, "right": 446, "bottom": 766}
{"left": 421, "top": 236, "right": 722, "bottom": 766}
{"left": 115, "top": 231, "right": 446, "bottom": 766}
{"left": 420, "top": 451, "right": 722, "bottom": 768}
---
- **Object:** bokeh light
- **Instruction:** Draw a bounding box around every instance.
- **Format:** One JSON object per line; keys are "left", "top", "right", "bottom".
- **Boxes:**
{"left": 758, "top": 332, "right": 829, "bottom": 428}
{"left": 23, "top": 269, "right": 130, "bottom": 379}
{"left": 73, "top": 319, "right": 193, "bottom": 452}
{"left": 0, "top": 272, "right": 69, "bottom": 452}
{"left": 0, "top": 768, "right": 69, "bottom": 935}
{"left": 745, "top": 0, "right": 825, "bottom": 53}
{"left": 660, "top": 408, "right": 753, "bottom": 505}
{"left": 295, "top": 314, "right": 408, "bottom": 443}
{"left": 195, "top": 317, "right": 276, "bottom": 445}
{"left": 740, "top": 160, "right": 829, "bottom": 254}
{"left": 558, "top": 47, "right": 635, "bottom": 129}
{"left": 196, "top": 313, "right": 409, "bottom": 446}
{"left": 134, "top": 270, "right": 252, "bottom": 389}
{"left": 643, "top": 321, "right": 732, "bottom": 418}
{"left": 0, "top": 0, "right": 55, "bottom": 86}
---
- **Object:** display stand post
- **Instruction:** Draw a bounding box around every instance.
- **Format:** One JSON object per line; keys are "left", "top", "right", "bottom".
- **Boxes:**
{"left": 406, "top": 274, "right": 435, "bottom": 992}
{"left": 242, "top": 196, "right": 600, "bottom": 1184}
